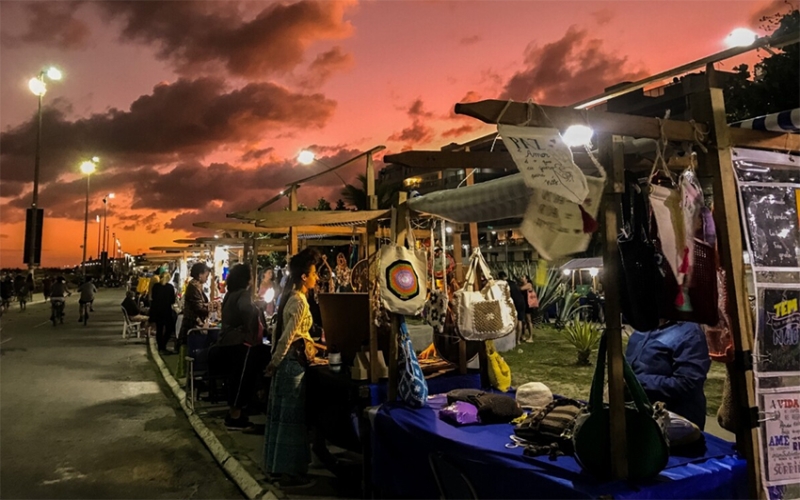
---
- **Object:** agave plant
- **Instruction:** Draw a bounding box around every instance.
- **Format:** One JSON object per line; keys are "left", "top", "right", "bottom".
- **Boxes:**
{"left": 561, "top": 319, "right": 604, "bottom": 365}
{"left": 531, "top": 265, "right": 565, "bottom": 325}
{"left": 555, "top": 292, "right": 588, "bottom": 330}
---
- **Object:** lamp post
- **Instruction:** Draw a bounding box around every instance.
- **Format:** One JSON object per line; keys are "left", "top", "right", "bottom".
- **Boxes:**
{"left": 80, "top": 159, "right": 98, "bottom": 278}
{"left": 26, "top": 66, "right": 62, "bottom": 274}
{"left": 297, "top": 149, "right": 349, "bottom": 186}
{"left": 96, "top": 215, "right": 101, "bottom": 260}
{"left": 102, "top": 192, "right": 114, "bottom": 275}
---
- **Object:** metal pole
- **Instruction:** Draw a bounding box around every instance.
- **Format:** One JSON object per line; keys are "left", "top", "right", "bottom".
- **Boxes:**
{"left": 27, "top": 83, "right": 44, "bottom": 275}
{"left": 96, "top": 215, "right": 101, "bottom": 260}
{"left": 102, "top": 198, "right": 108, "bottom": 274}
{"left": 82, "top": 174, "right": 90, "bottom": 278}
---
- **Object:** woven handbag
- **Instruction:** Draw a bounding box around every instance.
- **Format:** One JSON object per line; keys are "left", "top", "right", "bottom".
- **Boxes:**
{"left": 379, "top": 229, "right": 428, "bottom": 316}
{"left": 572, "top": 334, "right": 669, "bottom": 480}
{"left": 454, "top": 248, "right": 516, "bottom": 341}
{"left": 514, "top": 398, "right": 585, "bottom": 459}
{"left": 397, "top": 318, "right": 428, "bottom": 408}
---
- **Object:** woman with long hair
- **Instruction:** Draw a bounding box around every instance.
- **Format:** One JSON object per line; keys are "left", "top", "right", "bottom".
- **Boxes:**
{"left": 264, "top": 248, "right": 319, "bottom": 487}
{"left": 211, "top": 264, "right": 269, "bottom": 430}
{"left": 150, "top": 272, "right": 177, "bottom": 353}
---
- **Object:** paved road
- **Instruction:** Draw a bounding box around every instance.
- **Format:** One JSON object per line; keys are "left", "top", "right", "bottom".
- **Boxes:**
{"left": 0, "top": 289, "right": 242, "bottom": 499}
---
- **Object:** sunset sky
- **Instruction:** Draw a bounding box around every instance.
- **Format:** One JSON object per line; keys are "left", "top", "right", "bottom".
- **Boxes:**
{"left": 0, "top": 0, "right": 790, "bottom": 267}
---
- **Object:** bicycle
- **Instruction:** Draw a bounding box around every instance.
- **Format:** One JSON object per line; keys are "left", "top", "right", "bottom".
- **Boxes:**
{"left": 51, "top": 298, "right": 66, "bottom": 326}
{"left": 79, "top": 301, "right": 90, "bottom": 326}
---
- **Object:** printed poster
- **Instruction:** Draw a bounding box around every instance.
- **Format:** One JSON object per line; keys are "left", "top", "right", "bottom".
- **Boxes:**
{"left": 740, "top": 186, "right": 800, "bottom": 269}
{"left": 499, "top": 124, "right": 589, "bottom": 205}
{"left": 761, "top": 392, "right": 800, "bottom": 485}
{"left": 757, "top": 289, "right": 800, "bottom": 376}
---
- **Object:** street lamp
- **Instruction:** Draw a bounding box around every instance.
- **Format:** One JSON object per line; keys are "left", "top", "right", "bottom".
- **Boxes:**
{"left": 96, "top": 215, "right": 101, "bottom": 260}
{"left": 296, "top": 149, "right": 348, "bottom": 185}
{"left": 102, "top": 192, "right": 114, "bottom": 274}
{"left": 80, "top": 158, "right": 98, "bottom": 278}
{"left": 25, "top": 66, "right": 63, "bottom": 274}
{"left": 725, "top": 28, "right": 758, "bottom": 48}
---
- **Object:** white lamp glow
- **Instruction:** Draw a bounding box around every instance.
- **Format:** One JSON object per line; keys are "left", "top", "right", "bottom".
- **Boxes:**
{"left": 589, "top": 267, "right": 599, "bottom": 277}
{"left": 96, "top": 215, "right": 101, "bottom": 222}
{"left": 46, "top": 67, "right": 62, "bottom": 81}
{"left": 80, "top": 161, "right": 96, "bottom": 174}
{"left": 563, "top": 269, "right": 572, "bottom": 276}
{"left": 298, "top": 150, "right": 316, "bottom": 165}
{"left": 562, "top": 125, "right": 594, "bottom": 147}
{"left": 28, "top": 77, "right": 47, "bottom": 96}
{"left": 725, "top": 28, "right": 758, "bottom": 48}
{"left": 107, "top": 192, "right": 115, "bottom": 199}
{"left": 445, "top": 226, "right": 453, "bottom": 234}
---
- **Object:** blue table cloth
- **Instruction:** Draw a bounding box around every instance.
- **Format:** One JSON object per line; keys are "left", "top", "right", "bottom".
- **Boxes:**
{"left": 372, "top": 394, "right": 748, "bottom": 499}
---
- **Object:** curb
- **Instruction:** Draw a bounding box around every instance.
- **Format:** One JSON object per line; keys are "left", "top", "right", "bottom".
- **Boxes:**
{"left": 147, "top": 337, "right": 280, "bottom": 500}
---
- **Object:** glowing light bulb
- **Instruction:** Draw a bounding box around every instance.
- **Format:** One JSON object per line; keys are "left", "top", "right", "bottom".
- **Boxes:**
{"left": 725, "top": 28, "right": 758, "bottom": 48}
{"left": 562, "top": 125, "right": 594, "bottom": 147}
{"left": 28, "top": 77, "right": 47, "bottom": 96}
{"left": 80, "top": 161, "right": 96, "bottom": 174}
{"left": 46, "top": 67, "right": 62, "bottom": 81}
{"left": 298, "top": 150, "right": 316, "bottom": 165}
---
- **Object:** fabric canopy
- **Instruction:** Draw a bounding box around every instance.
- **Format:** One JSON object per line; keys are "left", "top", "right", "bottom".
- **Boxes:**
{"left": 730, "top": 108, "right": 800, "bottom": 133}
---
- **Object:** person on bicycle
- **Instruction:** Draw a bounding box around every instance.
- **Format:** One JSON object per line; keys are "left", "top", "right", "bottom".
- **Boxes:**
{"left": 78, "top": 277, "right": 97, "bottom": 322}
{"left": 49, "top": 277, "right": 71, "bottom": 323}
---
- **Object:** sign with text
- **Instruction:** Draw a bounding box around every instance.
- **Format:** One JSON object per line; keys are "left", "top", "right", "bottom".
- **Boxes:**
{"left": 761, "top": 392, "right": 800, "bottom": 485}
{"left": 758, "top": 288, "right": 800, "bottom": 376}
{"left": 741, "top": 186, "right": 800, "bottom": 269}
{"left": 499, "top": 124, "right": 589, "bottom": 205}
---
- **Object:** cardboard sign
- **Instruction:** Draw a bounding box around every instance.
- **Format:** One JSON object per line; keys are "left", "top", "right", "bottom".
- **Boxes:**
{"left": 761, "top": 392, "right": 800, "bottom": 485}
{"left": 499, "top": 124, "right": 589, "bottom": 205}
{"left": 757, "top": 288, "right": 800, "bottom": 376}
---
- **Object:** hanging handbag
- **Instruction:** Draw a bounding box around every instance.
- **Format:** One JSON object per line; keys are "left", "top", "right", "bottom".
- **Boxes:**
{"left": 514, "top": 398, "right": 585, "bottom": 459}
{"left": 485, "top": 340, "right": 512, "bottom": 392}
{"left": 423, "top": 222, "right": 449, "bottom": 334}
{"left": 397, "top": 317, "right": 428, "bottom": 408}
{"left": 572, "top": 333, "right": 670, "bottom": 480}
{"left": 454, "top": 248, "right": 516, "bottom": 341}
{"left": 379, "top": 228, "right": 428, "bottom": 316}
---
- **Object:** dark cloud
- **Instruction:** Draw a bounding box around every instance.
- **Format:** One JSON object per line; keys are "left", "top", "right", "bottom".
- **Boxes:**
{"left": 502, "top": 26, "right": 648, "bottom": 105}
{"left": 0, "top": 1, "right": 91, "bottom": 49}
{"left": 0, "top": 181, "right": 26, "bottom": 199}
{"left": 0, "top": 77, "right": 337, "bottom": 185}
{"left": 300, "top": 46, "right": 355, "bottom": 88}
{"left": 459, "top": 35, "right": 482, "bottom": 46}
{"left": 408, "top": 99, "right": 434, "bottom": 119}
{"left": 590, "top": 8, "right": 614, "bottom": 26}
{"left": 241, "top": 147, "right": 276, "bottom": 162}
{"left": 388, "top": 121, "right": 434, "bottom": 146}
{"left": 98, "top": 0, "right": 355, "bottom": 77}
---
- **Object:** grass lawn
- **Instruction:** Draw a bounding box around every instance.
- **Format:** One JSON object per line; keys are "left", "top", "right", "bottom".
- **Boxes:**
{"left": 503, "top": 325, "right": 726, "bottom": 417}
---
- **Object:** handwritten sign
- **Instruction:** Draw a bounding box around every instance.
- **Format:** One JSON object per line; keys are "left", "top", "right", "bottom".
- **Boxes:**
{"left": 762, "top": 392, "right": 800, "bottom": 485}
{"left": 758, "top": 289, "right": 800, "bottom": 375}
{"left": 741, "top": 186, "right": 800, "bottom": 269}
{"left": 499, "top": 125, "right": 589, "bottom": 205}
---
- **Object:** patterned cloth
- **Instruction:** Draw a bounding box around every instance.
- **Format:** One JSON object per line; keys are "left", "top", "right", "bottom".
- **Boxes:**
{"left": 264, "top": 350, "right": 309, "bottom": 476}
{"left": 270, "top": 291, "right": 315, "bottom": 367}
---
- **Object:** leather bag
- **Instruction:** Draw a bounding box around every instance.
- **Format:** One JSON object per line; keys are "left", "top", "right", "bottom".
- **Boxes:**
{"left": 454, "top": 248, "right": 516, "bottom": 341}
{"left": 572, "top": 333, "right": 669, "bottom": 480}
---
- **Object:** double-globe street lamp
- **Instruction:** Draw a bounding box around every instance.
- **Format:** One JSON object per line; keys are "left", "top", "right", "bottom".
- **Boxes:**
{"left": 80, "top": 158, "right": 99, "bottom": 278}
{"left": 26, "top": 67, "right": 63, "bottom": 273}
{"left": 102, "top": 193, "right": 115, "bottom": 274}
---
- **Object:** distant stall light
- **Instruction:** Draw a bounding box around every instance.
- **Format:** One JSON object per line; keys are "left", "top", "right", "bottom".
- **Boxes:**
{"left": 589, "top": 267, "right": 599, "bottom": 277}
{"left": 562, "top": 125, "right": 594, "bottom": 147}
{"left": 563, "top": 269, "right": 572, "bottom": 276}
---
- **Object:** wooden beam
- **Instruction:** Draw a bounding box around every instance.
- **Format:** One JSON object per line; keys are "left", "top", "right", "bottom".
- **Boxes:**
{"left": 301, "top": 239, "right": 354, "bottom": 247}
{"left": 599, "top": 134, "right": 628, "bottom": 480}
{"left": 193, "top": 221, "right": 277, "bottom": 233}
{"left": 729, "top": 127, "right": 800, "bottom": 152}
{"left": 455, "top": 100, "right": 706, "bottom": 142}
{"left": 257, "top": 246, "right": 288, "bottom": 254}
{"left": 150, "top": 246, "right": 213, "bottom": 252}
{"left": 367, "top": 153, "right": 380, "bottom": 384}
{"left": 384, "top": 150, "right": 516, "bottom": 171}
{"left": 692, "top": 84, "right": 761, "bottom": 499}
{"left": 231, "top": 209, "right": 390, "bottom": 226}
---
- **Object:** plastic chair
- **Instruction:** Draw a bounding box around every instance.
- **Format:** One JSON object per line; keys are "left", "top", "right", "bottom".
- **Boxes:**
{"left": 428, "top": 452, "right": 479, "bottom": 500}
{"left": 121, "top": 307, "right": 141, "bottom": 339}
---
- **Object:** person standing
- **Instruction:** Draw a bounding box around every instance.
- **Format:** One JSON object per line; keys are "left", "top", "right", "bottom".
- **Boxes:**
{"left": 519, "top": 275, "right": 538, "bottom": 342}
{"left": 42, "top": 276, "right": 53, "bottom": 303}
{"left": 1, "top": 275, "right": 13, "bottom": 311}
{"left": 210, "top": 264, "right": 269, "bottom": 430}
{"left": 26, "top": 274, "right": 35, "bottom": 302}
{"left": 15, "top": 275, "right": 28, "bottom": 312}
{"left": 498, "top": 271, "right": 526, "bottom": 349}
{"left": 179, "top": 263, "right": 211, "bottom": 348}
{"left": 264, "top": 249, "right": 319, "bottom": 487}
{"left": 626, "top": 322, "right": 711, "bottom": 429}
{"left": 150, "top": 272, "right": 177, "bottom": 353}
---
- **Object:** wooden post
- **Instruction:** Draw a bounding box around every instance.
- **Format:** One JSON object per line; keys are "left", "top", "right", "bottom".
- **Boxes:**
{"left": 599, "top": 134, "right": 628, "bottom": 479}
{"left": 289, "top": 185, "right": 299, "bottom": 256}
{"left": 367, "top": 153, "right": 381, "bottom": 384}
{"left": 691, "top": 80, "right": 761, "bottom": 499}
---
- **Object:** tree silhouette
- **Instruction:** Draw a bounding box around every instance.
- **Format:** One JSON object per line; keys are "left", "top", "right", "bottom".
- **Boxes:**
{"left": 340, "top": 174, "right": 401, "bottom": 210}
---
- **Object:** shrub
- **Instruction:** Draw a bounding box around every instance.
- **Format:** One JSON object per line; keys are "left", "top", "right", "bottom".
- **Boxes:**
{"left": 561, "top": 319, "right": 604, "bottom": 365}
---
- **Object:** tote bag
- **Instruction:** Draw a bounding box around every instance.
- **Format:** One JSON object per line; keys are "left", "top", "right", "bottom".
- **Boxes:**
{"left": 398, "top": 318, "right": 428, "bottom": 408}
{"left": 454, "top": 248, "right": 516, "bottom": 341}
{"left": 379, "top": 231, "right": 428, "bottom": 316}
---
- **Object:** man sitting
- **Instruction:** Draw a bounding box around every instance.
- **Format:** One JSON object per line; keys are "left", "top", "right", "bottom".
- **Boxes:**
{"left": 122, "top": 291, "right": 149, "bottom": 324}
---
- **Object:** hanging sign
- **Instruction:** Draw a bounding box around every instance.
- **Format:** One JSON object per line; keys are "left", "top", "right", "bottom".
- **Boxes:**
{"left": 740, "top": 185, "right": 800, "bottom": 269}
{"left": 757, "top": 288, "right": 800, "bottom": 376}
{"left": 499, "top": 124, "right": 589, "bottom": 205}
{"left": 760, "top": 391, "right": 800, "bottom": 485}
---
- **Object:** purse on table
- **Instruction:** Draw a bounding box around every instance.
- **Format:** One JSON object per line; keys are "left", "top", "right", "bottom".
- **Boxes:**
{"left": 485, "top": 340, "right": 512, "bottom": 393}
{"left": 454, "top": 248, "right": 516, "bottom": 341}
{"left": 447, "top": 389, "right": 523, "bottom": 424}
{"left": 514, "top": 398, "right": 585, "bottom": 459}
{"left": 572, "top": 333, "right": 670, "bottom": 480}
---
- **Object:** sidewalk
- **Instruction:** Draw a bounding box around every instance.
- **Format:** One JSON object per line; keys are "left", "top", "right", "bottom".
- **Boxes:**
{"left": 150, "top": 339, "right": 358, "bottom": 500}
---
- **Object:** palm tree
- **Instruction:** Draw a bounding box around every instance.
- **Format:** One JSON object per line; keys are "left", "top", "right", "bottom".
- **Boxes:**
{"left": 340, "top": 174, "right": 400, "bottom": 210}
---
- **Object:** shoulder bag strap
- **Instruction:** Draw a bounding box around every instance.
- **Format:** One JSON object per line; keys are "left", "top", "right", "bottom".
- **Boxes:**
{"left": 463, "top": 248, "right": 481, "bottom": 289}
{"left": 473, "top": 247, "right": 494, "bottom": 282}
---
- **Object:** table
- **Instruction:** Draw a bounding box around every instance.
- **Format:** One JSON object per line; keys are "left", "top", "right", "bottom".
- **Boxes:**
{"left": 372, "top": 394, "right": 748, "bottom": 499}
